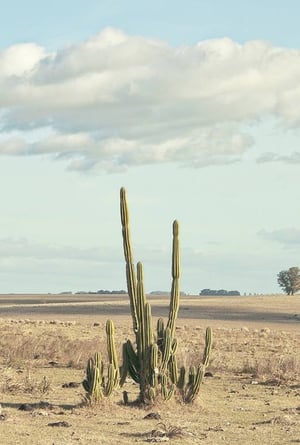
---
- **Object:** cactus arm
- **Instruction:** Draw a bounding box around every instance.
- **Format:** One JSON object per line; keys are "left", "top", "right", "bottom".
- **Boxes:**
{"left": 120, "top": 342, "right": 128, "bottom": 386}
{"left": 166, "top": 220, "right": 180, "bottom": 339}
{"left": 103, "top": 364, "right": 117, "bottom": 397}
{"left": 92, "top": 353, "right": 103, "bottom": 400}
{"left": 161, "top": 327, "right": 172, "bottom": 373}
{"left": 150, "top": 344, "right": 159, "bottom": 388}
{"left": 161, "top": 374, "right": 176, "bottom": 401}
{"left": 120, "top": 187, "right": 139, "bottom": 334}
{"left": 168, "top": 354, "right": 178, "bottom": 384}
{"left": 136, "top": 261, "right": 146, "bottom": 363}
{"left": 202, "top": 327, "right": 213, "bottom": 366}
{"left": 156, "top": 318, "right": 164, "bottom": 350}
{"left": 144, "top": 303, "right": 153, "bottom": 352}
{"left": 106, "top": 320, "right": 119, "bottom": 376}
{"left": 184, "top": 366, "right": 205, "bottom": 403}
{"left": 177, "top": 366, "right": 186, "bottom": 390}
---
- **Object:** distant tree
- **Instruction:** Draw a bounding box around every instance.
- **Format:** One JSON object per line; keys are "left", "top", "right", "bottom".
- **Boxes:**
{"left": 277, "top": 267, "right": 300, "bottom": 295}
{"left": 200, "top": 289, "right": 213, "bottom": 296}
{"left": 199, "top": 288, "right": 240, "bottom": 296}
{"left": 228, "top": 290, "right": 240, "bottom": 296}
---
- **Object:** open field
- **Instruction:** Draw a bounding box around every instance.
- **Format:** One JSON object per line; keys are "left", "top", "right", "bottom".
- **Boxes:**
{"left": 0, "top": 293, "right": 299, "bottom": 444}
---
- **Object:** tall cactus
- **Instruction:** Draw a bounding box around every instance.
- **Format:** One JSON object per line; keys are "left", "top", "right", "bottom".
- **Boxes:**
{"left": 82, "top": 320, "right": 119, "bottom": 403}
{"left": 82, "top": 187, "right": 212, "bottom": 406}
{"left": 119, "top": 187, "right": 212, "bottom": 404}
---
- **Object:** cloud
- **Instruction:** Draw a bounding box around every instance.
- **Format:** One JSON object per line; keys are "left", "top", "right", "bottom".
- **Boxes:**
{"left": 0, "top": 236, "right": 293, "bottom": 294}
{"left": 257, "top": 151, "right": 300, "bottom": 164}
{"left": 0, "top": 237, "right": 125, "bottom": 293}
{"left": 1, "top": 28, "right": 300, "bottom": 172}
{"left": 0, "top": 237, "right": 119, "bottom": 262}
{"left": 0, "top": 43, "right": 45, "bottom": 78}
{"left": 258, "top": 228, "right": 300, "bottom": 246}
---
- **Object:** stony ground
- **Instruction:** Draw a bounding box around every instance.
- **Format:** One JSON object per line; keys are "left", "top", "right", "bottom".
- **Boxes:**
{"left": 0, "top": 293, "right": 299, "bottom": 444}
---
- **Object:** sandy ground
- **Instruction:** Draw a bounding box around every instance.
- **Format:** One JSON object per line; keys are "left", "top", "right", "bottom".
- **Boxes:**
{"left": 0, "top": 293, "right": 299, "bottom": 331}
{"left": 0, "top": 293, "right": 299, "bottom": 445}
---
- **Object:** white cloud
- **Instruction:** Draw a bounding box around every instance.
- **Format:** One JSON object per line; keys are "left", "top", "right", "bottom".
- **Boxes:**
{"left": 0, "top": 43, "right": 45, "bottom": 78}
{"left": 0, "top": 237, "right": 108, "bottom": 261}
{"left": 258, "top": 228, "right": 300, "bottom": 246}
{"left": 257, "top": 151, "right": 300, "bottom": 164}
{"left": 1, "top": 28, "right": 300, "bottom": 172}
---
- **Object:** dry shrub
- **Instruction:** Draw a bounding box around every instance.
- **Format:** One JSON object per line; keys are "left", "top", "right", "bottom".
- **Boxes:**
{"left": 0, "top": 368, "right": 51, "bottom": 395}
{"left": 0, "top": 328, "right": 107, "bottom": 368}
{"left": 242, "top": 355, "right": 300, "bottom": 384}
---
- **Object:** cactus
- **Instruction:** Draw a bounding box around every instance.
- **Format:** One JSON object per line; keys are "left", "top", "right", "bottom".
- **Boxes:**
{"left": 120, "top": 187, "right": 181, "bottom": 403}
{"left": 82, "top": 188, "right": 212, "bottom": 406}
{"left": 106, "top": 319, "right": 120, "bottom": 385}
{"left": 119, "top": 187, "right": 212, "bottom": 404}
{"left": 82, "top": 352, "right": 103, "bottom": 403}
{"left": 179, "top": 326, "right": 213, "bottom": 403}
{"left": 82, "top": 320, "right": 119, "bottom": 403}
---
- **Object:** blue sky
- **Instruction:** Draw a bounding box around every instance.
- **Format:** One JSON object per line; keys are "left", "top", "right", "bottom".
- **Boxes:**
{"left": 1, "top": 0, "right": 300, "bottom": 294}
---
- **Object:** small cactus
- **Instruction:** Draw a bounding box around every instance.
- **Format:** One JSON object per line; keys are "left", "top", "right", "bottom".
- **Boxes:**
{"left": 82, "top": 320, "right": 119, "bottom": 403}
{"left": 179, "top": 327, "right": 213, "bottom": 403}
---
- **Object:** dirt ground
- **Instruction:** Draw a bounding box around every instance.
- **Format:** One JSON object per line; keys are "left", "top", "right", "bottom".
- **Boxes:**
{"left": 0, "top": 293, "right": 299, "bottom": 444}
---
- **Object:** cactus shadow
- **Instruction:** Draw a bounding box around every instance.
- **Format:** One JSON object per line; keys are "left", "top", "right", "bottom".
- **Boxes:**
{"left": 0, "top": 401, "right": 78, "bottom": 411}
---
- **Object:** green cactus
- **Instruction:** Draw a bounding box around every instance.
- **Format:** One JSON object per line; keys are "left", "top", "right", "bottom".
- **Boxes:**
{"left": 119, "top": 187, "right": 213, "bottom": 404}
{"left": 120, "top": 187, "right": 139, "bottom": 335}
{"left": 177, "top": 366, "right": 186, "bottom": 390}
{"left": 82, "top": 320, "right": 119, "bottom": 403}
{"left": 106, "top": 319, "right": 120, "bottom": 385}
{"left": 82, "top": 352, "right": 103, "bottom": 403}
{"left": 203, "top": 325, "right": 213, "bottom": 367}
{"left": 168, "top": 354, "right": 178, "bottom": 384}
{"left": 179, "top": 326, "right": 213, "bottom": 403}
{"left": 161, "top": 373, "right": 175, "bottom": 401}
{"left": 82, "top": 188, "right": 212, "bottom": 406}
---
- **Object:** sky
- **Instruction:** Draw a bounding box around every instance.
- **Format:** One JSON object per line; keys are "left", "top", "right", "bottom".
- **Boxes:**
{"left": 1, "top": 0, "right": 300, "bottom": 295}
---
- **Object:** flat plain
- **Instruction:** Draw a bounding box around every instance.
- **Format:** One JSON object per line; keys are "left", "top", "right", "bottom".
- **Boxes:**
{"left": 0, "top": 293, "right": 299, "bottom": 444}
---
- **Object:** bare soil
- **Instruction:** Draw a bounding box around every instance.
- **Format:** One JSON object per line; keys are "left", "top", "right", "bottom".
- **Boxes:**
{"left": 0, "top": 293, "right": 299, "bottom": 444}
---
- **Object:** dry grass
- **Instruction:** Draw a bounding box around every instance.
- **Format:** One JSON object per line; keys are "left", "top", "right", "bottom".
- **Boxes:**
{"left": 242, "top": 355, "right": 300, "bottom": 384}
{"left": 0, "top": 293, "right": 299, "bottom": 444}
{"left": 1, "top": 367, "right": 51, "bottom": 395}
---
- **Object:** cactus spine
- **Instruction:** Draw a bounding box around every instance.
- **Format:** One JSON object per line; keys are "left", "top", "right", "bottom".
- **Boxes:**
{"left": 120, "top": 187, "right": 212, "bottom": 404}
{"left": 82, "top": 319, "right": 119, "bottom": 403}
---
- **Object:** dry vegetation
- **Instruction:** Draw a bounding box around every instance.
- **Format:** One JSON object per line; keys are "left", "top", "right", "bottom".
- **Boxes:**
{"left": 0, "top": 293, "right": 299, "bottom": 444}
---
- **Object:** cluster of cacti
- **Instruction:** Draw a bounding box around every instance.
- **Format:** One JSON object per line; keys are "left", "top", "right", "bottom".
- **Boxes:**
{"left": 119, "top": 187, "right": 212, "bottom": 404}
{"left": 82, "top": 188, "right": 212, "bottom": 405}
{"left": 82, "top": 320, "right": 119, "bottom": 403}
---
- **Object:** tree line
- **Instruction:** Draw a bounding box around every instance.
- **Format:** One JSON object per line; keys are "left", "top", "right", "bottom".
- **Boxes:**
{"left": 199, "top": 289, "right": 240, "bottom": 296}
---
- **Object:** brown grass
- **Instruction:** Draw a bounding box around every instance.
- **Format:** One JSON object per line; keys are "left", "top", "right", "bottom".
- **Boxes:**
{"left": 0, "top": 293, "right": 299, "bottom": 444}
